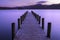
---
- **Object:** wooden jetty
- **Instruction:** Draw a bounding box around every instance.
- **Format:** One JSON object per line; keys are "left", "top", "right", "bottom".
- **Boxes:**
{"left": 11, "top": 11, "right": 51, "bottom": 40}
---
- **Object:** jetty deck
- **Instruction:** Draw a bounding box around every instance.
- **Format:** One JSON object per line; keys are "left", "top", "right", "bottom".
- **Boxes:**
{"left": 13, "top": 11, "right": 50, "bottom": 40}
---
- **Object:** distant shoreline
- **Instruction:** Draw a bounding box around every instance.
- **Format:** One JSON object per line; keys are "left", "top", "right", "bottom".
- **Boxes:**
{"left": 0, "top": 4, "right": 60, "bottom": 9}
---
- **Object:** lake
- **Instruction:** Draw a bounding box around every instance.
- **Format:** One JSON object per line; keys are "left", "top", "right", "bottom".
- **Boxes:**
{"left": 0, "top": 9, "right": 60, "bottom": 40}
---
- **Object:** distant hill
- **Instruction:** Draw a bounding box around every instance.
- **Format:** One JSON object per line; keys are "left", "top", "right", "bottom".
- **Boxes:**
{"left": 0, "top": 4, "right": 60, "bottom": 9}
{"left": 0, "top": 7, "right": 23, "bottom": 9}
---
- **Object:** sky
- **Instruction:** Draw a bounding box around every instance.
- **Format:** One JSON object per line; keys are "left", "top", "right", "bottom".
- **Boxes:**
{"left": 0, "top": 0, "right": 41, "bottom": 7}
{"left": 42, "top": 0, "right": 60, "bottom": 5}
{"left": 0, "top": 0, "right": 60, "bottom": 7}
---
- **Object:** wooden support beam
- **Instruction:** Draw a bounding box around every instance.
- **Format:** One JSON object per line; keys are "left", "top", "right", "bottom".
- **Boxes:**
{"left": 38, "top": 16, "right": 41, "bottom": 24}
{"left": 12, "top": 23, "right": 15, "bottom": 40}
{"left": 42, "top": 18, "right": 44, "bottom": 29}
{"left": 47, "top": 22, "right": 51, "bottom": 38}
{"left": 18, "top": 18, "right": 20, "bottom": 30}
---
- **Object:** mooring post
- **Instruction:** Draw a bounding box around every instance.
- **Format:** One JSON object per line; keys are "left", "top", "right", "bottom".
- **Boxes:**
{"left": 37, "top": 15, "right": 39, "bottom": 24}
{"left": 34, "top": 13, "right": 36, "bottom": 19}
{"left": 21, "top": 16, "right": 22, "bottom": 24}
{"left": 37, "top": 15, "right": 38, "bottom": 21}
{"left": 34, "top": 14, "right": 35, "bottom": 17}
{"left": 22, "top": 15, "right": 24, "bottom": 21}
{"left": 20, "top": 12, "right": 28, "bottom": 25}
{"left": 23, "top": 15, "right": 25, "bottom": 21}
{"left": 47, "top": 22, "right": 51, "bottom": 38}
{"left": 18, "top": 18, "right": 20, "bottom": 30}
{"left": 12, "top": 23, "right": 15, "bottom": 40}
{"left": 22, "top": 15, "right": 24, "bottom": 22}
{"left": 38, "top": 16, "right": 41, "bottom": 24}
{"left": 31, "top": 11, "right": 41, "bottom": 24}
{"left": 42, "top": 18, "right": 44, "bottom": 29}
{"left": 35, "top": 14, "right": 38, "bottom": 21}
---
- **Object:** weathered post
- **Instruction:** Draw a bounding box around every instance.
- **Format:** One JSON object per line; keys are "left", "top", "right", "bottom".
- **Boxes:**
{"left": 37, "top": 15, "right": 39, "bottom": 21}
{"left": 31, "top": 11, "right": 41, "bottom": 24}
{"left": 35, "top": 14, "right": 39, "bottom": 22}
{"left": 20, "top": 11, "right": 28, "bottom": 24}
{"left": 47, "top": 22, "right": 51, "bottom": 38}
{"left": 22, "top": 15, "right": 24, "bottom": 21}
{"left": 21, "top": 16, "right": 22, "bottom": 24}
{"left": 22, "top": 15, "right": 23, "bottom": 21}
{"left": 23, "top": 15, "right": 25, "bottom": 21}
{"left": 42, "top": 18, "right": 44, "bottom": 29}
{"left": 12, "top": 23, "right": 15, "bottom": 40}
{"left": 18, "top": 18, "right": 20, "bottom": 30}
{"left": 39, "top": 16, "right": 41, "bottom": 24}
{"left": 38, "top": 16, "right": 41, "bottom": 24}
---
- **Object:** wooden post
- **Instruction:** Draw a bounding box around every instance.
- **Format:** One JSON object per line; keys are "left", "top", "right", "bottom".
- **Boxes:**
{"left": 47, "top": 22, "right": 51, "bottom": 38}
{"left": 42, "top": 18, "right": 44, "bottom": 29}
{"left": 38, "top": 16, "right": 41, "bottom": 24}
{"left": 18, "top": 18, "right": 20, "bottom": 30}
{"left": 20, "top": 12, "right": 28, "bottom": 25}
{"left": 22, "top": 15, "right": 23, "bottom": 21}
{"left": 23, "top": 15, "right": 25, "bottom": 21}
{"left": 21, "top": 16, "right": 22, "bottom": 24}
{"left": 35, "top": 15, "right": 38, "bottom": 21}
{"left": 35, "top": 14, "right": 36, "bottom": 19}
{"left": 12, "top": 23, "right": 15, "bottom": 40}
{"left": 31, "top": 11, "right": 41, "bottom": 24}
{"left": 37, "top": 15, "right": 38, "bottom": 21}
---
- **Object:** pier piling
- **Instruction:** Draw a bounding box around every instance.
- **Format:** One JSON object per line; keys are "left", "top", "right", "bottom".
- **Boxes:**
{"left": 38, "top": 16, "right": 41, "bottom": 24}
{"left": 42, "top": 18, "right": 44, "bottom": 29}
{"left": 47, "top": 22, "right": 51, "bottom": 38}
{"left": 18, "top": 18, "right": 20, "bottom": 30}
{"left": 12, "top": 23, "right": 15, "bottom": 40}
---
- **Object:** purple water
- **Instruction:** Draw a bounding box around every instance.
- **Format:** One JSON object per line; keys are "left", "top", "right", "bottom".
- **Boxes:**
{"left": 0, "top": 10, "right": 27, "bottom": 40}
{"left": 0, "top": 10, "right": 60, "bottom": 40}
{"left": 33, "top": 10, "right": 60, "bottom": 40}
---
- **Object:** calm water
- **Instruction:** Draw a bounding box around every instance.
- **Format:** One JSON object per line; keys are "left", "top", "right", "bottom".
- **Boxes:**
{"left": 0, "top": 10, "right": 60, "bottom": 40}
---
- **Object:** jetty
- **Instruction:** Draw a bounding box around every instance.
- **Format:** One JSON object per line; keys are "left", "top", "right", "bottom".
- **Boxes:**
{"left": 11, "top": 11, "right": 51, "bottom": 40}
